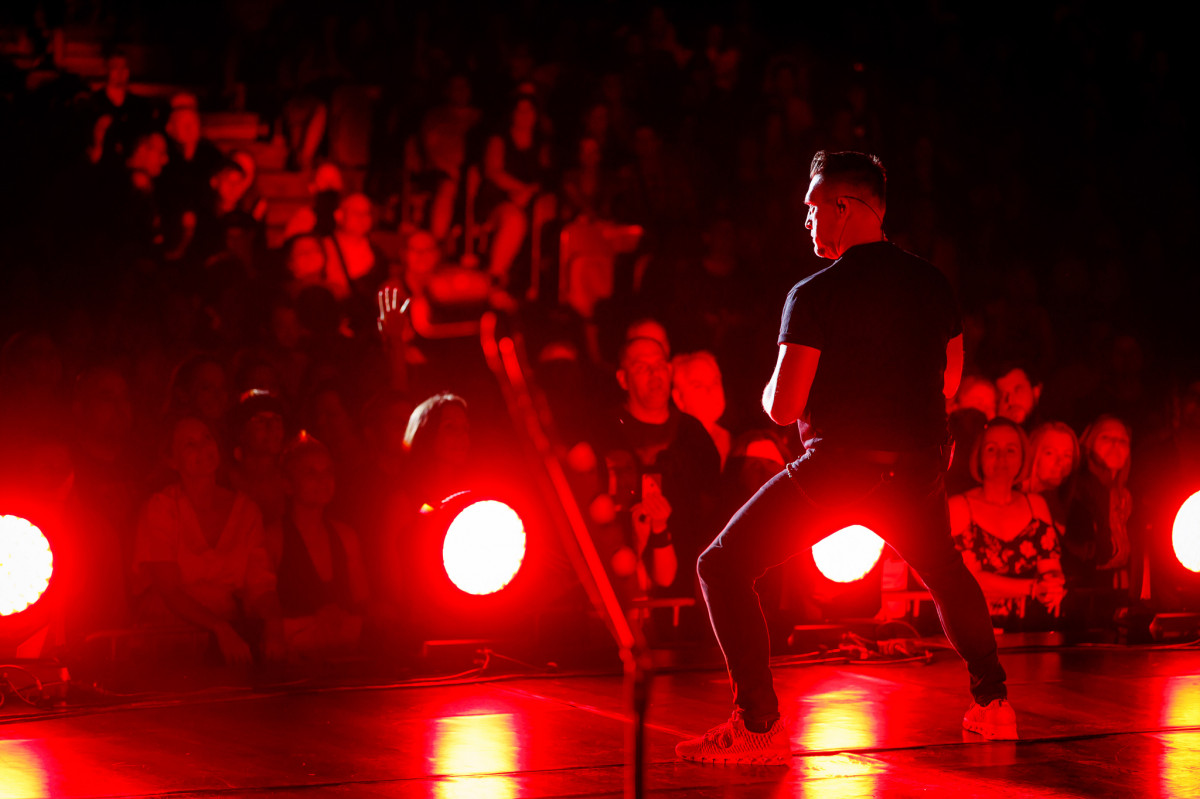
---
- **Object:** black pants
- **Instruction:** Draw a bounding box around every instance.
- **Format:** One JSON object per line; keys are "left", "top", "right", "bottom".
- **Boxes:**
{"left": 697, "top": 447, "right": 1007, "bottom": 727}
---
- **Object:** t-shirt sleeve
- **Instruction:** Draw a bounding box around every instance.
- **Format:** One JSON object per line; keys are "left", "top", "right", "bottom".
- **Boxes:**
{"left": 778, "top": 281, "right": 823, "bottom": 349}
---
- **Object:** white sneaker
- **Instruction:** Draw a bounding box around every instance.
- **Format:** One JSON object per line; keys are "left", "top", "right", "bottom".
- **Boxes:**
{"left": 675, "top": 709, "right": 792, "bottom": 765}
{"left": 963, "top": 698, "right": 1019, "bottom": 740}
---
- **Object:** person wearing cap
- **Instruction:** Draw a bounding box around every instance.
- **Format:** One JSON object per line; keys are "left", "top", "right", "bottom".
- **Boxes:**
{"left": 230, "top": 390, "right": 289, "bottom": 538}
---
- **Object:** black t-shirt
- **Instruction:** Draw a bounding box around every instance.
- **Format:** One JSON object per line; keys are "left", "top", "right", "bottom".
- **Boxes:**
{"left": 599, "top": 406, "right": 722, "bottom": 596}
{"left": 778, "top": 241, "right": 961, "bottom": 451}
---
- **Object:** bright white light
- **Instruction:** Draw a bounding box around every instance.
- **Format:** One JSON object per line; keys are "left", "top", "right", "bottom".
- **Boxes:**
{"left": 813, "top": 525, "right": 885, "bottom": 583}
{"left": 0, "top": 515, "right": 54, "bottom": 616}
{"left": 1173, "top": 492, "right": 1200, "bottom": 574}
{"left": 443, "top": 501, "right": 526, "bottom": 595}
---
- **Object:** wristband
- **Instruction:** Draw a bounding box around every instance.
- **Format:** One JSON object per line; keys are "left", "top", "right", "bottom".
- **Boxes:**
{"left": 646, "top": 530, "right": 673, "bottom": 549}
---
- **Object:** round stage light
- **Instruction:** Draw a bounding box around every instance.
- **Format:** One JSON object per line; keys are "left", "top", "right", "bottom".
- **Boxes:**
{"left": 443, "top": 501, "right": 527, "bottom": 595}
{"left": 813, "top": 525, "right": 885, "bottom": 583}
{"left": 1173, "top": 491, "right": 1200, "bottom": 573}
{"left": 0, "top": 515, "right": 54, "bottom": 616}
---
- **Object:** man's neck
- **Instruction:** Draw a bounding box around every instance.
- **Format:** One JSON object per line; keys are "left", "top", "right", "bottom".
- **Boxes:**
{"left": 834, "top": 229, "right": 885, "bottom": 258}
{"left": 627, "top": 403, "right": 670, "bottom": 425}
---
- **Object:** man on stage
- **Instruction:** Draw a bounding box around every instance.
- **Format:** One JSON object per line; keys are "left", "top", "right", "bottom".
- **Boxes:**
{"left": 677, "top": 151, "right": 1015, "bottom": 765}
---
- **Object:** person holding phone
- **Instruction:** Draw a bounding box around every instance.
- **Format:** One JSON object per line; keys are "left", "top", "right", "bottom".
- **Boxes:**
{"left": 600, "top": 336, "right": 722, "bottom": 604}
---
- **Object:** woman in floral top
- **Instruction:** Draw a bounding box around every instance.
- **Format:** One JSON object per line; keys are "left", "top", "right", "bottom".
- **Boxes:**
{"left": 949, "top": 417, "right": 1067, "bottom": 628}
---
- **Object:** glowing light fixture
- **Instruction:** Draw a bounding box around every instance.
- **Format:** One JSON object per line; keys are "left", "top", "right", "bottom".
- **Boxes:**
{"left": 813, "top": 525, "right": 885, "bottom": 583}
{"left": 1173, "top": 491, "right": 1200, "bottom": 573}
{"left": 443, "top": 501, "right": 527, "bottom": 595}
{"left": 0, "top": 515, "right": 54, "bottom": 616}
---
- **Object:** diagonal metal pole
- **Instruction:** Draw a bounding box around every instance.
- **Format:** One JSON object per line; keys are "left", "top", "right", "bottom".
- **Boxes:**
{"left": 480, "top": 313, "right": 650, "bottom": 799}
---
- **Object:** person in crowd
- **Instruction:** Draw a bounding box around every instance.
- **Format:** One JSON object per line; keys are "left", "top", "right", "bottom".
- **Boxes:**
{"left": 133, "top": 416, "right": 285, "bottom": 665}
{"left": 1020, "top": 421, "right": 1081, "bottom": 524}
{"left": 282, "top": 162, "right": 345, "bottom": 241}
{"left": 600, "top": 336, "right": 721, "bottom": 603}
{"left": 671, "top": 350, "right": 731, "bottom": 467}
{"left": 412, "top": 73, "right": 482, "bottom": 243}
{"left": 229, "top": 389, "right": 289, "bottom": 535}
{"left": 995, "top": 363, "right": 1043, "bottom": 430}
{"left": 562, "top": 136, "right": 619, "bottom": 221}
{"left": 949, "top": 417, "right": 1067, "bottom": 629}
{"left": 477, "top": 93, "right": 555, "bottom": 287}
{"left": 157, "top": 93, "right": 226, "bottom": 258}
{"left": 69, "top": 365, "right": 141, "bottom": 559}
{"left": 1062, "top": 415, "right": 1132, "bottom": 590}
{"left": 163, "top": 353, "right": 233, "bottom": 451}
{"left": 320, "top": 193, "right": 386, "bottom": 302}
{"left": 274, "top": 432, "right": 368, "bottom": 659}
{"left": 946, "top": 374, "right": 999, "bottom": 495}
{"left": 88, "top": 50, "right": 154, "bottom": 165}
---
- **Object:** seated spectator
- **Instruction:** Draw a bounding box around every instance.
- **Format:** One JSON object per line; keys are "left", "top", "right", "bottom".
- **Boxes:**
{"left": 286, "top": 233, "right": 329, "bottom": 291}
{"left": 949, "top": 417, "right": 1066, "bottom": 630}
{"left": 412, "top": 74, "right": 482, "bottom": 243}
{"left": 88, "top": 50, "right": 155, "bottom": 165}
{"left": 995, "top": 363, "right": 1043, "bottom": 430}
{"left": 132, "top": 417, "right": 285, "bottom": 664}
{"left": 275, "top": 433, "right": 368, "bottom": 659}
{"left": 477, "top": 94, "right": 556, "bottom": 288}
{"left": 163, "top": 353, "right": 232, "bottom": 451}
{"left": 158, "top": 93, "right": 227, "bottom": 258}
{"left": 671, "top": 350, "right": 731, "bottom": 467}
{"left": 230, "top": 390, "right": 289, "bottom": 534}
{"left": 319, "top": 193, "right": 386, "bottom": 302}
{"left": 562, "top": 136, "right": 618, "bottom": 221}
{"left": 1020, "top": 421, "right": 1081, "bottom": 524}
{"left": 69, "top": 365, "right": 141, "bottom": 558}
{"left": 282, "top": 162, "right": 344, "bottom": 241}
{"left": 1062, "top": 415, "right": 1132, "bottom": 590}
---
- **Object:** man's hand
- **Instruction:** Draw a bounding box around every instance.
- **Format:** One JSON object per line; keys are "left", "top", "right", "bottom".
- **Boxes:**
{"left": 630, "top": 494, "right": 672, "bottom": 552}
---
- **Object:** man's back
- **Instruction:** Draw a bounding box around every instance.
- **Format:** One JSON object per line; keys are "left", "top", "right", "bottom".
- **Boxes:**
{"left": 780, "top": 241, "right": 960, "bottom": 451}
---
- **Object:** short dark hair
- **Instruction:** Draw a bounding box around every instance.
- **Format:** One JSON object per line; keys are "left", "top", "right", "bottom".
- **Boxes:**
{"left": 809, "top": 150, "right": 886, "bottom": 208}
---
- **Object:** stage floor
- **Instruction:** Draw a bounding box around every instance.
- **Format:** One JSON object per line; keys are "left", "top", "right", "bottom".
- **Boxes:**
{"left": 2, "top": 635, "right": 1199, "bottom": 798}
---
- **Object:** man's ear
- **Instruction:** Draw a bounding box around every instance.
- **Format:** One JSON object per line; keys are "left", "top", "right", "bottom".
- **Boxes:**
{"left": 616, "top": 369, "right": 628, "bottom": 392}
{"left": 671, "top": 385, "right": 685, "bottom": 410}
{"left": 1033, "top": 384, "right": 1043, "bottom": 404}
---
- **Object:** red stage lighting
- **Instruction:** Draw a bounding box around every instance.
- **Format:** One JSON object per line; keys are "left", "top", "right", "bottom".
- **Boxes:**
{"left": 812, "top": 525, "right": 885, "bottom": 583}
{"left": 0, "top": 515, "right": 54, "bottom": 617}
{"left": 1173, "top": 491, "right": 1200, "bottom": 574}
{"left": 443, "top": 500, "right": 527, "bottom": 595}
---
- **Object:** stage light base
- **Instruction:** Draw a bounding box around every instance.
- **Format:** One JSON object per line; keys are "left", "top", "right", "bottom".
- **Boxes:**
{"left": 1148, "top": 612, "right": 1200, "bottom": 642}
{"left": 0, "top": 659, "right": 70, "bottom": 707}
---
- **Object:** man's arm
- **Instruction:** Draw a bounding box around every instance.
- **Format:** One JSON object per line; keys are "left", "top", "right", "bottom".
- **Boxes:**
{"left": 944, "top": 334, "right": 964, "bottom": 399}
{"left": 762, "top": 343, "right": 820, "bottom": 426}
